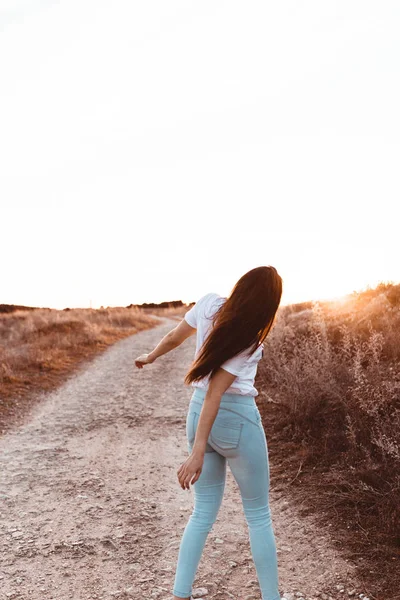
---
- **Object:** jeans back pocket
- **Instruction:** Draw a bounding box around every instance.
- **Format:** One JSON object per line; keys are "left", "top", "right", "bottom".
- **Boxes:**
{"left": 210, "top": 417, "right": 243, "bottom": 451}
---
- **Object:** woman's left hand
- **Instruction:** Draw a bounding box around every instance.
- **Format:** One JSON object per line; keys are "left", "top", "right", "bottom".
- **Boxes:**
{"left": 134, "top": 353, "right": 154, "bottom": 368}
{"left": 177, "top": 451, "right": 204, "bottom": 490}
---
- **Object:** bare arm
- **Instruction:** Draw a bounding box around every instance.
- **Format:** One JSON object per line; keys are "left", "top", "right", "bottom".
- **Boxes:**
{"left": 147, "top": 331, "right": 180, "bottom": 362}
{"left": 191, "top": 367, "right": 237, "bottom": 455}
{"left": 177, "top": 367, "right": 237, "bottom": 489}
{"left": 135, "top": 318, "right": 196, "bottom": 368}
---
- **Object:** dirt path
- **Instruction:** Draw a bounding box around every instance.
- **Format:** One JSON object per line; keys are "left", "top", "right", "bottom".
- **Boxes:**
{"left": 0, "top": 318, "right": 365, "bottom": 600}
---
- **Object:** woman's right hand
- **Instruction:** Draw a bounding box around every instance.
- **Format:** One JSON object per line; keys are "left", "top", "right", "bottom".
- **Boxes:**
{"left": 134, "top": 353, "right": 155, "bottom": 369}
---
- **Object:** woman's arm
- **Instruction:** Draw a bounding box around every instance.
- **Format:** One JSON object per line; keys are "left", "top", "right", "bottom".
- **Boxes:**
{"left": 135, "top": 318, "right": 196, "bottom": 368}
{"left": 177, "top": 367, "right": 237, "bottom": 489}
{"left": 190, "top": 367, "right": 237, "bottom": 454}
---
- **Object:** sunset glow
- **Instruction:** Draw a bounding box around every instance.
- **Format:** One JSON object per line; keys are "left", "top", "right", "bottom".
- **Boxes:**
{"left": 1, "top": 1, "right": 399, "bottom": 309}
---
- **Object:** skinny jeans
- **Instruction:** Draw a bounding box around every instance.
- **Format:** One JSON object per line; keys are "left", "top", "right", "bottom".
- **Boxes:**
{"left": 172, "top": 387, "right": 281, "bottom": 600}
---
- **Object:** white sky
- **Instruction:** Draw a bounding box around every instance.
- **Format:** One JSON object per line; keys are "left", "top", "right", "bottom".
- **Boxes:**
{"left": 1, "top": 1, "right": 399, "bottom": 309}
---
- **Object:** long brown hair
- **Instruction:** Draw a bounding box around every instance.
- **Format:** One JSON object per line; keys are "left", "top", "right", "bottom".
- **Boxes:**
{"left": 184, "top": 265, "right": 283, "bottom": 385}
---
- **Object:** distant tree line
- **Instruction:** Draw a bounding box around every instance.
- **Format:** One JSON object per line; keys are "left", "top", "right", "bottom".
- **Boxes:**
{"left": 0, "top": 304, "right": 37, "bottom": 314}
{"left": 126, "top": 300, "right": 190, "bottom": 309}
{"left": 1, "top": 300, "right": 195, "bottom": 314}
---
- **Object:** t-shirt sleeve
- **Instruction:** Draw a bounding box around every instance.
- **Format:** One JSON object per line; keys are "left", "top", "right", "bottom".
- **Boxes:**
{"left": 184, "top": 292, "right": 215, "bottom": 329}
{"left": 220, "top": 348, "right": 251, "bottom": 377}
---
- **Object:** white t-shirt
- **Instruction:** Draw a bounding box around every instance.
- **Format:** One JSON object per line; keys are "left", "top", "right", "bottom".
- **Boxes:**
{"left": 184, "top": 292, "right": 264, "bottom": 397}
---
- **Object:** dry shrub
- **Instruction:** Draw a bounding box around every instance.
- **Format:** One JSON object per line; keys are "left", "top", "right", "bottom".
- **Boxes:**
{"left": 0, "top": 306, "right": 159, "bottom": 430}
{"left": 258, "top": 282, "right": 400, "bottom": 545}
{"left": 140, "top": 304, "right": 188, "bottom": 319}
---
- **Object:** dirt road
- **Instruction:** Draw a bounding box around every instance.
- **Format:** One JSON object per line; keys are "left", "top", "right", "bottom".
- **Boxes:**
{"left": 0, "top": 318, "right": 364, "bottom": 600}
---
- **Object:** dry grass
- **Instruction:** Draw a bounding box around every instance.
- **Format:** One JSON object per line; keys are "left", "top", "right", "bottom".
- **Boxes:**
{"left": 256, "top": 282, "right": 400, "bottom": 599}
{"left": 139, "top": 304, "right": 188, "bottom": 320}
{"left": 0, "top": 306, "right": 160, "bottom": 432}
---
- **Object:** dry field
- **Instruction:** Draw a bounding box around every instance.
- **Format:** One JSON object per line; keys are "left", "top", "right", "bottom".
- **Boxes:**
{"left": 138, "top": 304, "right": 189, "bottom": 320}
{"left": 1, "top": 287, "right": 399, "bottom": 598}
{"left": 0, "top": 306, "right": 160, "bottom": 432}
{"left": 1, "top": 316, "right": 369, "bottom": 600}
{"left": 256, "top": 282, "right": 400, "bottom": 599}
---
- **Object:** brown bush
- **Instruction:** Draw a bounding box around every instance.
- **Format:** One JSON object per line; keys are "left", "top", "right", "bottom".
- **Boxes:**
{"left": 258, "top": 282, "right": 400, "bottom": 546}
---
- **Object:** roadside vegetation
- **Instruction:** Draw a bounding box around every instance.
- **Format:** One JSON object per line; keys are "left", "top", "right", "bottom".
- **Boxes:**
{"left": 2, "top": 286, "right": 398, "bottom": 597}
{"left": 256, "top": 281, "right": 400, "bottom": 600}
{"left": 0, "top": 305, "right": 160, "bottom": 432}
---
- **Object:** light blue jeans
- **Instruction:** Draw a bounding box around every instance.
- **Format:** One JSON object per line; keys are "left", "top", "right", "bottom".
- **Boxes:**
{"left": 172, "top": 387, "right": 281, "bottom": 600}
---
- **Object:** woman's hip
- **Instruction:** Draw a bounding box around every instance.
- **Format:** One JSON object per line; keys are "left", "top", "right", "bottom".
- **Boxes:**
{"left": 187, "top": 390, "right": 266, "bottom": 457}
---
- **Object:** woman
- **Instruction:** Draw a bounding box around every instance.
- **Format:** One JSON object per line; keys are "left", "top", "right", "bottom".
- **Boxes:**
{"left": 134, "top": 266, "right": 283, "bottom": 600}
